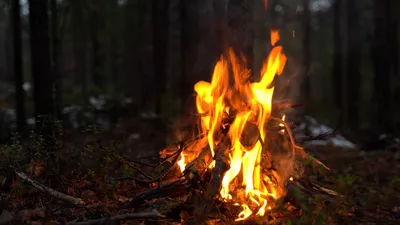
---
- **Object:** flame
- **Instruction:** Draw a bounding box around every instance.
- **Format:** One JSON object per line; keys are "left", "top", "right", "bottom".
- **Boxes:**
{"left": 177, "top": 153, "right": 186, "bottom": 172}
{"left": 191, "top": 28, "right": 287, "bottom": 220}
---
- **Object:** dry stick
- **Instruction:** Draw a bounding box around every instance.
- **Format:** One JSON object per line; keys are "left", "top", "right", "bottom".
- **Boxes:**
{"left": 15, "top": 171, "right": 84, "bottom": 205}
{"left": 296, "top": 132, "right": 334, "bottom": 144}
{"left": 269, "top": 117, "right": 330, "bottom": 171}
{"left": 115, "top": 144, "right": 184, "bottom": 184}
{"left": 66, "top": 209, "right": 165, "bottom": 225}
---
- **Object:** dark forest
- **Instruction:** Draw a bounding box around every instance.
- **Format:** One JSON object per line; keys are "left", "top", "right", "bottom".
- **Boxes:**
{"left": 0, "top": 0, "right": 399, "bottom": 224}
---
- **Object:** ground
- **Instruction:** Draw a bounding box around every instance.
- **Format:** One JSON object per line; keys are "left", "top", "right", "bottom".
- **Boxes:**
{"left": 0, "top": 119, "right": 399, "bottom": 224}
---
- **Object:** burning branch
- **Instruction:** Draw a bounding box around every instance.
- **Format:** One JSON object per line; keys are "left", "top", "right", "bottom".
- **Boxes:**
{"left": 207, "top": 137, "right": 231, "bottom": 197}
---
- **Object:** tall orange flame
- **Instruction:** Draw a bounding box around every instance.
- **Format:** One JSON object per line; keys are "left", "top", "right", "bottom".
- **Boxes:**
{"left": 190, "top": 29, "right": 287, "bottom": 220}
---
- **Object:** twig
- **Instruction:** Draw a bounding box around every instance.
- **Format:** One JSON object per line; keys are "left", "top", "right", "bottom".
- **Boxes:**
{"left": 113, "top": 154, "right": 154, "bottom": 180}
{"left": 115, "top": 143, "right": 184, "bottom": 184}
{"left": 15, "top": 171, "right": 84, "bottom": 205}
{"left": 66, "top": 209, "right": 165, "bottom": 225}
{"left": 297, "top": 132, "right": 335, "bottom": 144}
{"left": 269, "top": 117, "right": 297, "bottom": 159}
{"left": 269, "top": 116, "right": 330, "bottom": 171}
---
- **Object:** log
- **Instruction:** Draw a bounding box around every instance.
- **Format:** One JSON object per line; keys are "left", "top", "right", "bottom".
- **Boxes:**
{"left": 240, "top": 121, "right": 260, "bottom": 149}
{"left": 207, "top": 138, "right": 231, "bottom": 197}
{"left": 184, "top": 145, "right": 214, "bottom": 180}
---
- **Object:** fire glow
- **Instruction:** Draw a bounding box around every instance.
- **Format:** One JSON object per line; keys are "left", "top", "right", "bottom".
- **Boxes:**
{"left": 177, "top": 28, "right": 288, "bottom": 221}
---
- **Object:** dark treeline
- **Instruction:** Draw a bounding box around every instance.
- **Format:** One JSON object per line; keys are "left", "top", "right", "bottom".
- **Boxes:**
{"left": 0, "top": 0, "right": 399, "bottom": 143}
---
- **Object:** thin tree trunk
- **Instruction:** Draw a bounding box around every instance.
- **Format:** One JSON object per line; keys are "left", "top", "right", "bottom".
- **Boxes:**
{"left": 72, "top": 0, "right": 88, "bottom": 104}
{"left": 89, "top": 6, "right": 104, "bottom": 88}
{"left": 180, "top": 0, "right": 199, "bottom": 113}
{"left": 372, "top": 0, "right": 391, "bottom": 132}
{"left": 28, "top": 0, "right": 54, "bottom": 124}
{"left": 302, "top": 0, "right": 311, "bottom": 103}
{"left": 332, "top": 0, "right": 348, "bottom": 130}
{"left": 346, "top": 0, "right": 361, "bottom": 130}
{"left": 11, "top": 0, "right": 26, "bottom": 134}
{"left": 152, "top": 0, "right": 169, "bottom": 114}
{"left": 50, "top": 0, "right": 62, "bottom": 119}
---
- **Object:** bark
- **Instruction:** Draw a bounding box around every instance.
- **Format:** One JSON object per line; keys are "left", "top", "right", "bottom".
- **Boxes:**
{"left": 28, "top": 0, "right": 54, "bottom": 126}
{"left": 89, "top": 4, "right": 104, "bottom": 88}
{"left": 50, "top": 0, "right": 62, "bottom": 119}
{"left": 372, "top": 0, "right": 391, "bottom": 132}
{"left": 346, "top": 0, "right": 361, "bottom": 130}
{"left": 302, "top": 0, "right": 311, "bottom": 102}
{"left": 71, "top": 0, "right": 88, "bottom": 104}
{"left": 213, "top": 0, "right": 229, "bottom": 57}
{"left": 332, "top": 0, "right": 347, "bottom": 130}
{"left": 123, "top": 0, "right": 141, "bottom": 101}
{"left": 152, "top": 0, "right": 169, "bottom": 114}
{"left": 180, "top": 0, "right": 200, "bottom": 113}
{"left": 11, "top": 0, "right": 26, "bottom": 134}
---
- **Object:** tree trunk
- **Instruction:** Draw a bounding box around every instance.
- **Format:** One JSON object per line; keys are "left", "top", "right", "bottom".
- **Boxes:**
{"left": 28, "top": 0, "right": 54, "bottom": 126}
{"left": 372, "top": 0, "right": 391, "bottom": 132}
{"left": 213, "top": 0, "right": 228, "bottom": 58}
{"left": 302, "top": 0, "right": 311, "bottom": 103}
{"left": 11, "top": 0, "right": 26, "bottom": 135}
{"left": 346, "top": 0, "right": 361, "bottom": 130}
{"left": 50, "top": 0, "right": 62, "bottom": 119}
{"left": 180, "top": 0, "right": 199, "bottom": 113}
{"left": 71, "top": 0, "right": 88, "bottom": 104}
{"left": 89, "top": 5, "right": 104, "bottom": 88}
{"left": 152, "top": 0, "right": 169, "bottom": 114}
{"left": 332, "top": 0, "right": 348, "bottom": 130}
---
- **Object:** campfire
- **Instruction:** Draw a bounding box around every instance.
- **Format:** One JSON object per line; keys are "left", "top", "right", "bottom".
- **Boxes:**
{"left": 121, "top": 28, "right": 337, "bottom": 224}
{"left": 177, "top": 29, "right": 289, "bottom": 221}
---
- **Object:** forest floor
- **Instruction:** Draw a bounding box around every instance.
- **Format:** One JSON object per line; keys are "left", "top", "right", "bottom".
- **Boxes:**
{"left": 0, "top": 118, "right": 400, "bottom": 224}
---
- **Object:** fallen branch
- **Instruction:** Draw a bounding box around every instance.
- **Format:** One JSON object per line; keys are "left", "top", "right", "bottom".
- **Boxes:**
{"left": 15, "top": 171, "right": 84, "bottom": 205}
{"left": 123, "top": 179, "right": 186, "bottom": 208}
{"left": 66, "top": 209, "right": 165, "bottom": 225}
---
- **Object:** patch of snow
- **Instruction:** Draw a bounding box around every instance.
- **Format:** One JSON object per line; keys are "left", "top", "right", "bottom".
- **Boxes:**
{"left": 294, "top": 115, "right": 356, "bottom": 149}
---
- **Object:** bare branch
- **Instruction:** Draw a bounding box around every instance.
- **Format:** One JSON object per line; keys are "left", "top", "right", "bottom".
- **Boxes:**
{"left": 66, "top": 209, "right": 165, "bottom": 225}
{"left": 15, "top": 171, "right": 84, "bottom": 205}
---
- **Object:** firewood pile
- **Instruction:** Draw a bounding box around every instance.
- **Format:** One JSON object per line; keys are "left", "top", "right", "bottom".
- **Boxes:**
{"left": 112, "top": 100, "right": 338, "bottom": 225}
